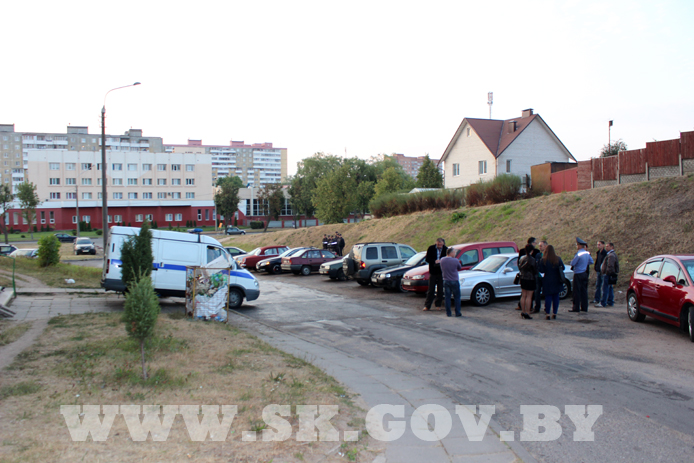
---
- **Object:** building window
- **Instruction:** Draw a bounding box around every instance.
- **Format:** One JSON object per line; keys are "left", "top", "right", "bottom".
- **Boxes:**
{"left": 112, "top": 163, "right": 122, "bottom": 171}
{"left": 205, "top": 209, "right": 209, "bottom": 221}
{"left": 165, "top": 214, "right": 173, "bottom": 221}
{"left": 506, "top": 159, "right": 511, "bottom": 173}
{"left": 172, "top": 192, "right": 181, "bottom": 199}
{"left": 114, "top": 215, "right": 122, "bottom": 223}
{"left": 82, "top": 215, "right": 91, "bottom": 223}
{"left": 452, "top": 164, "right": 460, "bottom": 176}
{"left": 172, "top": 178, "right": 181, "bottom": 186}
{"left": 82, "top": 192, "right": 92, "bottom": 200}
{"left": 185, "top": 178, "right": 194, "bottom": 185}
{"left": 49, "top": 178, "right": 60, "bottom": 185}
{"left": 66, "top": 178, "right": 76, "bottom": 185}
{"left": 49, "top": 211, "right": 54, "bottom": 223}
{"left": 479, "top": 160, "right": 487, "bottom": 175}
{"left": 82, "top": 163, "right": 93, "bottom": 171}
{"left": 197, "top": 209, "right": 202, "bottom": 221}
{"left": 127, "top": 163, "right": 137, "bottom": 171}
{"left": 157, "top": 192, "right": 166, "bottom": 199}
{"left": 281, "top": 198, "right": 292, "bottom": 216}
{"left": 113, "top": 192, "right": 123, "bottom": 199}
{"left": 97, "top": 178, "right": 102, "bottom": 186}
{"left": 128, "top": 192, "right": 137, "bottom": 199}
{"left": 186, "top": 164, "right": 194, "bottom": 172}
{"left": 112, "top": 178, "right": 123, "bottom": 185}
{"left": 142, "top": 164, "right": 152, "bottom": 171}
{"left": 467, "top": 127, "right": 471, "bottom": 137}
{"left": 49, "top": 163, "right": 60, "bottom": 170}
{"left": 66, "top": 192, "right": 76, "bottom": 200}
{"left": 127, "top": 178, "right": 137, "bottom": 185}
{"left": 186, "top": 192, "right": 195, "bottom": 199}
{"left": 171, "top": 164, "right": 181, "bottom": 171}
{"left": 157, "top": 164, "right": 166, "bottom": 171}
{"left": 175, "top": 213, "right": 182, "bottom": 221}
{"left": 72, "top": 216, "right": 77, "bottom": 224}
{"left": 142, "top": 192, "right": 152, "bottom": 199}
{"left": 49, "top": 192, "right": 60, "bottom": 199}
{"left": 40, "top": 211, "right": 46, "bottom": 224}
{"left": 96, "top": 163, "right": 102, "bottom": 170}
{"left": 157, "top": 179, "right": 166, "bottom": 186}
{"left": 141, "top": 178, "right": 152, "bottom": 185}
{"left": 66, "top": 163, "right": 76, "bottom": 170}
{"left": 135, "top": 214, "right": 143, "bottom": 222}
{"left": 145, "top": 214, "right": 153, "bottom": 221}
{"left": 81, "top": 178, "right": 92, "bottom": 185}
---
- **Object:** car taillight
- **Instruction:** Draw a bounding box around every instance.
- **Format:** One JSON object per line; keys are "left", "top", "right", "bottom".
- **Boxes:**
{"left": 360, "top": 262, "right": 366, "bottom": 269}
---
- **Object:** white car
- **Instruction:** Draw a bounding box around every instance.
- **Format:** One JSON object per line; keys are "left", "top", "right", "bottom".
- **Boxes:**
{"left": 459, "top": 253, "right": 573, "bottom": 306}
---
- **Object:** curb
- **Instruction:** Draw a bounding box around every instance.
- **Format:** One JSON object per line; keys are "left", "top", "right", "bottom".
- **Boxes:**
{"left": 0, "top": 287, "right": 16, "bottom": 317}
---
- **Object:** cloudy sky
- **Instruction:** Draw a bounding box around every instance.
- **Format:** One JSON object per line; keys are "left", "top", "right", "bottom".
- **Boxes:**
{"left": 2, "top": 0, "right": 692, "bottom": 174}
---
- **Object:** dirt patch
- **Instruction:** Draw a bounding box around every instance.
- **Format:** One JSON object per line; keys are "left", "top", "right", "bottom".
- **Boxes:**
{"left": 0, "top": 258, "right": 101, "bottom": 289}
{"left": 0, "top": 320, "right": 32, "bottom": 346}
{"left": 0, "top": 312, "right": 382, "bottom": 463}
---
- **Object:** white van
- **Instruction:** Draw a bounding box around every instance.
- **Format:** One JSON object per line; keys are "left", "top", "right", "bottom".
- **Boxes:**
{"left": 102, "top": 226, "right": 259, "bottom": 308}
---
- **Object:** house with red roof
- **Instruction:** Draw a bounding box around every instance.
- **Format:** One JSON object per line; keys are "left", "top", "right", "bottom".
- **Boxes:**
{"left": 438, "top": 109, "right": 575, "bottom": 189}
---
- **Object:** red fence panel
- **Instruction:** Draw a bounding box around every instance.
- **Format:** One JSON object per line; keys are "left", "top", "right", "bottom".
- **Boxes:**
{"left": 551, "top": 168, "right": 578, "bottom": 193}
{"left": 618, "top": 149, "right": 646, "bottom": 175}
{"left": 681, "top": 131, "right": 694, "bottom": 159}
{"left": 577, "top": 160, "right": 592, "bottom": 190}
{"left": 592, "top": 156, "right": 618, "bottom": 181}
{"left": 646, "top": 139, "right": 679, "bottom": 167}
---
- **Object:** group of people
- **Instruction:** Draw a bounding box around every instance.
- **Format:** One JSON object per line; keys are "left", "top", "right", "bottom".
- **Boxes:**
{"left": 419, "top": 236, "right": 620, "bottom": 320}
{"left": 517, "top": 236, "right": 620, "bottom": 319}
{"left": 322, "top": 233, "right": 345, "bottom": 256}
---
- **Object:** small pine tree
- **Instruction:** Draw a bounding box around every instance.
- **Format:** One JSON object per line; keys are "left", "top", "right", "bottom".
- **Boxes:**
{"left": 120, "top": 222, "right": 154, "bottom": 289}
{"left": 38, "top": 234, "right": 60, "bottom": 267}
{"left": 123, "top": 274, "right": 160, "bottom": 380}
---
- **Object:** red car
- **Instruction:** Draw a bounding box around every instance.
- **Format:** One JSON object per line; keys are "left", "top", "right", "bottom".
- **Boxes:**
{"left": 236, "top": 245, "right": 289, "bottom": 271}
{"left": 627, "top": 254, "right": 694, "bottom": 341}
{"left": 282, "top": 249, "right": 338, "bottom": 275}
{"left": 402, "top": 241, "right": 518, "bottom": 292}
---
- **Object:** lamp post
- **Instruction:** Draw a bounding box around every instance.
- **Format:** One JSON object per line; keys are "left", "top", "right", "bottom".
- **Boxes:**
{"left": 101, "top": 82, "right": 140, "bottom": 245}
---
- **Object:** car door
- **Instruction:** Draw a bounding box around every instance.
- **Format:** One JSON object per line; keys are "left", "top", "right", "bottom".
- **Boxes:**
{"left": 639, "top": 259, "right": 663, "bottom": 311}
{"left": 398, "top": 245, "right": 416, "bottom": 264}
{"left": 497, "top": 257, "right": 520, "bottom": 296}
{"left": 320, "top": 250, "right": 336, "bottom": 270}
{"left": 381, "top": 245, "right": 400, "bottom": 267}
{"left": 657, "top": 259, "right": 688, "bottom": 321}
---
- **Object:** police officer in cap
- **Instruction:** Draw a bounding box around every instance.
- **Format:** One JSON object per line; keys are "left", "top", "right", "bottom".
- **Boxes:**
{"left": 569, "top": 237, "right": 594, "bottom": 312}
{"left": 337, "top": 233, "right": 345, "bottom": 257}
{"left": 322, "top": 234, "right": 328, "bottom": 250}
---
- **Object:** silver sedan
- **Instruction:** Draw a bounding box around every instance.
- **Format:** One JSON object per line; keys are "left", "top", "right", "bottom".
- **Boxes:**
{"left": 459, "top": 253, "right": 573, "bottom": 306}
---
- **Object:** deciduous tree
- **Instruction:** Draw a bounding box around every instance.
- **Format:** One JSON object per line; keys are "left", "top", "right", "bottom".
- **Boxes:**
{"left": 600, "top": 139, "right": 628, "bottom": 157}
{"left": 257, "top": 183, "right": 285, "bottom": 232}
{"left": 312, "top": 166, "right": 357, "bottom": 224}
{"left": 16, "top": 182, "right": 40, "bottom": 239}
{"left": 214, "top": 177, "right": 242, "bottom": 228}
{"left": 0, "top": 184, "right": 13, "bottom": 244}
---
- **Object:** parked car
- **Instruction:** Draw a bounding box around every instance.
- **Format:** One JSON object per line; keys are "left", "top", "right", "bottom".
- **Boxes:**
{"left": 343, "top": 242, "right": 418, "bottom": 286}
{"left": 236, "top": 245, "right": 290, "bottom": 270}
{"left": 9, "top": 248, "right": 39, "bottom": 259}
{"left": 626, "top": 254, "right": 694, "bottom": 341}
{"left": 282, "top": 249, "right": 338, "bottom": 275}
{"left": 402, "top": 241, "right": 519, "bottom": 293}
{"left": 224, "top": 246, "right": 247, "bottom": 257}
{"left": 74, "top": 237, "right": 96, "bottom": 255}
{"left": 188, "top": 228, "right": 204, "bottom": 234}
{"left": 0, "top": 244, "right": 18, "bottom": 256}
{"left": 225, "top": 226, "right": 246, "bottom": 235}
{"left": 319, "top": 257, "right": 348, "bottom": 280}
{"left": 54, "top": 233, "right": 76, "bottom": 243}
{"left": 256, "top": 247, "right": 313, "bottom": 274}
{"left": 458, "top": 253, "right": 574, "bottom": 306}
{"left": 371, "top": 251, "right": 427, "bottom": 292}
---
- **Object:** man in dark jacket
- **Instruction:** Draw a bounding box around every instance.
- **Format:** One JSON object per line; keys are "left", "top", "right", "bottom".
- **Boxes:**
{"left": 322, "top": 235, "right": 328, "bottom": 250}
{"left": 423, "top": 238, "right": 448, "bottom": 311}
{"left": 593, "top": 241, "right": 607, "bottom": 304}
{"left": 337, "top": 233, "right": 345, "bottom": 257}
{"left": 597, "top": 242, "right": 619, "bottom": 308}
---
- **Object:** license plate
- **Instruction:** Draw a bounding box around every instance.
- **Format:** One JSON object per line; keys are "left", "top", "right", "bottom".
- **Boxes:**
{"left": 404, "top": 280, "right": 414, "bottom": 286}
{"left": 319, "top": 269, "right": 327, "bottom": 274}
{"left": 371, "top": 277, "right": 378, "bottom": 283}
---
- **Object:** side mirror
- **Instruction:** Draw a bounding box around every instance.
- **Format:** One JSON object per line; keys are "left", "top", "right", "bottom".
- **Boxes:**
{"left": 503, "top": 267, "right": 513, "bottom": 273}
{"left": 663, "top": 275, "right": 677, "bottom": 285}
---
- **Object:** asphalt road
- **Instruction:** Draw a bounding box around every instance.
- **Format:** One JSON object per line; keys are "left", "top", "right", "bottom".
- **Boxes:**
{"left": 239, "top": 271, "right": 694, "bottom": 463}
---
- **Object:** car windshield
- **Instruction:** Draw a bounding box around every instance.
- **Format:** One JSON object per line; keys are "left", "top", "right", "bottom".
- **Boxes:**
{"left": 681, "top": 259, "right": 694, "bottom": 282}
{"left": 405, "top": 252, "right": 426, "bottom": 266}
{"left": 76, "top": 238, "right": 90, "bottom": 244}
{"left": 247, "top": 248, "right": 262, "bottom": 256}
{"left": 280, "top": 248, "right": 303, "bottom": 257}
{"left": 471, "top": 255, "right": 508, "bottom": 273}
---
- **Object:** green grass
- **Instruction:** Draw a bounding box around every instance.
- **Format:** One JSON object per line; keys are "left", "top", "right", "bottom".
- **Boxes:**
{"left": 0, "top": 381, "right": 42, "bottom": 400}
{"left": 0, "top": 256, "right": 102, "bottom": 288}
{"left": 0, "top": 321, "right": 32, "bottom": 346}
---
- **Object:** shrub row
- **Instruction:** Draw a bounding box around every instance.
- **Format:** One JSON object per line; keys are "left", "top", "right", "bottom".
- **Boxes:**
{"left": 465, "top": 174, "right": 523, "bottom": 207}
{"left": 370, "top": 189, "right": 465, "bottom": 218}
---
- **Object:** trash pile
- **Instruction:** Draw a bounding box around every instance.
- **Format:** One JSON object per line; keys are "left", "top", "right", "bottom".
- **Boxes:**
{"left": 186, "top": 256, "right": 230, "bottom": 321}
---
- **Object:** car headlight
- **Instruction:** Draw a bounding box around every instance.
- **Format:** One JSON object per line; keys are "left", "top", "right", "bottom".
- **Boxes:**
{"left": 385, "top": 273, "right": 391, "bottom": 278}
{"left": 411, "top": 275, "right": 424, "bottom": 280}
{"left": 253, "top": 279, "right": 259, "bottom": 287}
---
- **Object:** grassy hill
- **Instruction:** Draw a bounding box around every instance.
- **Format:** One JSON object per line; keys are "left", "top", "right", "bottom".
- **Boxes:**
{"left": 223, "top": 175, "right": 694, "bottom": 288}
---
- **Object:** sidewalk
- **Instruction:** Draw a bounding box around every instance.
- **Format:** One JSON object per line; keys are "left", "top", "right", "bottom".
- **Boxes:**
{"left": 230, "top": 311, "right": 537, "bottom": 463}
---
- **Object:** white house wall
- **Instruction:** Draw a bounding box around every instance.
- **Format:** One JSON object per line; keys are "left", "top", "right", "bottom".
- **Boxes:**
{"left": 496, "top": 120, "right": 573, "bottom": 179}
{"left": 443, "top": 123, "right": 496, "bottom": 189}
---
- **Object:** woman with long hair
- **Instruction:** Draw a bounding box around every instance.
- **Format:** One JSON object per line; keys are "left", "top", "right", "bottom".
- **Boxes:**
{"left": 518, "top": 244, "right": 537, "bottom": 319}
{"left": 537, "top": 245, "right": 565, "bottom": 320}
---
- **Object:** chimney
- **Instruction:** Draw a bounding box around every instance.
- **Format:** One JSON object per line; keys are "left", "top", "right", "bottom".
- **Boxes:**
{"left": 507, "top": 121, "right": 517, "bottom": 133}
{"left": 522, "top": 108, "right": 534, "bottom": 118}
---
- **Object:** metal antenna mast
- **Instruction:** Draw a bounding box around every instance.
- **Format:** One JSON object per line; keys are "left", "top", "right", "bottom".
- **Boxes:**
{"left": 488, "top": 92, "right": 493, "bottom": 119}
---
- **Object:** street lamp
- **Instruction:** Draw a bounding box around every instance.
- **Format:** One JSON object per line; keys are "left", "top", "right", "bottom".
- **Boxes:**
{"left": 101, "top": 82, "right": 140, "bottom": 245}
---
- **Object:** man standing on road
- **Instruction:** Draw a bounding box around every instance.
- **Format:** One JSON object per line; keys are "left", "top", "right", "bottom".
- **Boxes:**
{"left": 593, "top": 241, "right": 607, "bottom": 304}
{"left": 441, "top": 247, "right": 463, "bottom": 317}
{"left": 423, "top": 238, "right": 447, "bottom": 312}
{"left": 569, "top": 237, "right": 594, "bottom": 313}
{"left": 533, "top": 240, "right": 547, "bottom": 313}
{"left": 337, "top": 233, "right": 345, "bottom": 257}
{"left": 597, "top": 242, "right": 619, "bottom": 308}
{"left": 322, "top": 235, "right": 328, "bottom": 250}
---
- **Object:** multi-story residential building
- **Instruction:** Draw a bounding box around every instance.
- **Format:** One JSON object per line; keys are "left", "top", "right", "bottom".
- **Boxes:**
{"left": 391, "top": 153, "right": 440, "bottom": 179}
{"left": 0, "top": 124, "right": 163, "bottom": 192}
{"left": 165, "top": 139, "right": 287, "bottom": 186}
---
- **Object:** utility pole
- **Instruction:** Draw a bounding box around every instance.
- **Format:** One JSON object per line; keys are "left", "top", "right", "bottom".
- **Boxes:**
{"left": 609, "top": 120, "right": 613, "bottom": 153}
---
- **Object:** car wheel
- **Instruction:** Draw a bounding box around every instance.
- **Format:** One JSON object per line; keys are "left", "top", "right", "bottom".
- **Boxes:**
{"left": 471, "top": 284, "right": 493, "bottom": 306}
{"left": 292, "top": 271, "right": 300, "bottom": 275}
{"left": 559, "top": 281, "right": 570, "bottom": 300}
{"left": 300, "top": 266, "right": 311, "bottom": 276}
{"left": 687, "top": 307, "right": 694, "bottom": 342}
{"left": 397, "top": 278, "right": 406, "bottom": 293}
{"left": 356, "top": 279, "right": 370, "bottom": 286}
{"left": 627, "top": 292, "right": 646, "bottom": 322}
{"left": 228, "top": 288, "right": 243, "bottom": 309}
{"left": 90, "top": 249, "right": 96, "bottom": 255}
{"left": 336, "top": 268, "right": 346, "bottom": 281}
{"left": 271, "top": 263, "right": 281, "bottom": 274}
{"left": 242, "top": 231, "right": 246, "bottom": 234}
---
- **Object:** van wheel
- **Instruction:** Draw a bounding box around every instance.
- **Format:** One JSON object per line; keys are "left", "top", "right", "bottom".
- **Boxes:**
{"left": 300, "top": 266, "right": 311, "bottom": 276}
{"left": 271, "top": 263, "right": 281, "bottom": 274}
{"left": 228, "top": 289, "right": 243, "bottom": 309}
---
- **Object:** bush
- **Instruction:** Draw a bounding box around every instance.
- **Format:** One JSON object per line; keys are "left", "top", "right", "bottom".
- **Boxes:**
{"left": 71, "top": 229, "right": 77, "bottom": 236}
{"left": 33, "top": 225, "right": 37, "bottom": 233}
{"left": 38, "top": 234, "right": 60, "bottom": 267}
{"left": 95, "top": 229, "right": 103, "bottom": 236}
{"left": 20, "top": 235, "right": 25, "bottom": 238}
{"left": 250, "top": 221, "right": 264, "bottom": 229}
{"left": 120, "top": 222, "right": 153, "bottom": 290}
{"left": 465, "top": 174, "right": 523, "bottom": 207}
{"left": 370, "top": 189, "right": 465, "bottom": 218}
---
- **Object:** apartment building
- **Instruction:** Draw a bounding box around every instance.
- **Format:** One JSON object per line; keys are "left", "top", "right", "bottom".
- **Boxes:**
{"left": 165, "top": 139, "right": 287, "bottom": 186}
{"left": 391, "top": 153, "right": 441, "bottom": 179}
